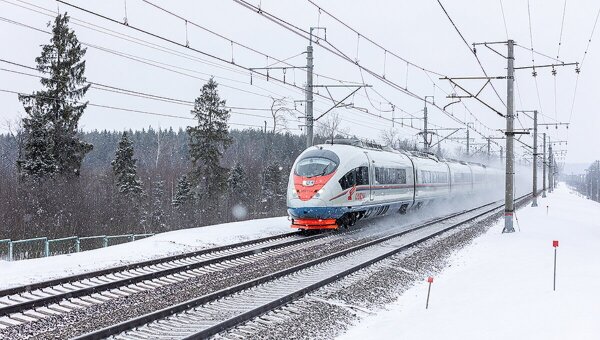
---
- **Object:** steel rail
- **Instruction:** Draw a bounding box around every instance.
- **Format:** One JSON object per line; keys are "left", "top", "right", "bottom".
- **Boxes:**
{"left": 0, "top": 231, "right": 300, "bottom": 298}
{"left": 197, "top": 193, "right": 532, "bottom": 339}
{"left": 76, "top": 196, "right": 522, "bottom": 340}
{"left": 0, "top": 232, "right": 331, "bottom": 317}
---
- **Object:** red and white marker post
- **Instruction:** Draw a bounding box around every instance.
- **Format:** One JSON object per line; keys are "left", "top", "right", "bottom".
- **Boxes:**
{"left": 553, "top": 240, "right": 559, "bottom": 291}
{"left": 425, "top": 277, "right": 433, "bottom": 309}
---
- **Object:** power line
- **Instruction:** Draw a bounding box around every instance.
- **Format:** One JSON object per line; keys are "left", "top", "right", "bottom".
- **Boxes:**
{"left": 52, "top": 0, "right": 430, "bottom": 137}
{"left": 0, "top": 13, "right": 407, "bottom": 142}
{"left": 232, "top": 0, "right": 493, "bottom": 142}
{"left": 0, "top": 14, "right": 284, "bottom": 100}
{"left": 0, "top": 65, "right": 277, "bottom": 120}
{"left": 0, "top": 88, "right": 287, "bottom": 130}
{"left": 557, "top": 0, "right": 567, "bottom": 59}
{"left": 436, "top": 0, "right": 507, "bottom": 109}
{"left": 3, "top": 1, "right": 484, "bottom": 150}
{"left": 305, "top": 0, "right": 446, "bottom": 77}
{"left": 499, "top": 0, "right": 509, "bottom": 40}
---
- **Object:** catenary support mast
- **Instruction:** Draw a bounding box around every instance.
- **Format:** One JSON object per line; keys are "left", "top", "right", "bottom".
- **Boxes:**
{"left": 503, "top": 40, "right": 516, "bottom": 233}
{"left": 542, "top": 132, "right": 547, "bottom": 197}
{"left": 532, "top": 110, "right": 538, "bottom": 207}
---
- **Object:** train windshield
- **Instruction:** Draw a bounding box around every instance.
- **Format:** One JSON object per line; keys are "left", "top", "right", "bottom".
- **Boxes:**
{"left": 295, "top": 157, "right": 338, "bottom": 178}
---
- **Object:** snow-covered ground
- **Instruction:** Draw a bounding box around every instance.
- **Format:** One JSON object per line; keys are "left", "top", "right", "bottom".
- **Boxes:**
{"left": 339, "top": 183, "right": 600, "bottom": 340}
{"left": 0, "top": 216, "right": 290, "bottom": 290}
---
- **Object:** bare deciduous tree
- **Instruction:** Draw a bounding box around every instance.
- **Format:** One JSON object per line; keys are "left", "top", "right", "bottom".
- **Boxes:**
{"left": 315, "top": 112, "right": 348, "bottom": 142}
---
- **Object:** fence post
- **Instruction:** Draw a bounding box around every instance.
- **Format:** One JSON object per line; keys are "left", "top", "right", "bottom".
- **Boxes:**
{"left": 44, "top": 238, "right": 49, "bottom": 257}
{"left": 8, "top": 241, "right": 13, "bottom": 261}
{"left": 75, "top": 237, "right": 80, "bottom": 253}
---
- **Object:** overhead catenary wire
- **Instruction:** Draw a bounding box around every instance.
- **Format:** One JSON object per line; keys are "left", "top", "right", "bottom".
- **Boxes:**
{"left": 232, "top": 0, "right": 494, "bottom": 145}
{"left": 0, "top": 88, "right": 288, "bottom": 130}
{"left": 557, "top": 0, "right": 567, "bottom": 59}
{"left": 51, "top": 0, "right": 466, "bottom": 145}
{"left": 0, "top": 15, "right": 414, "bottom": 144}
{"left": 499, "top": 0, "right": 509, "bottom": 40}
{"left": 436, "top": 0, "right": 507, "bottom": 109}
{"left": 0, "top": 64, "right": 276, "bottom": 119}
{"left": 569, "top": 5, "right": 600, "bottom": 123}
{"left": 306, "top": 0, "right": 446, "bottom": 77}
{"left": 2, "top": 0, "right": 497, "bottom": 151}
{"left": 51, "top": 0, "right": 433, "bottom": 138}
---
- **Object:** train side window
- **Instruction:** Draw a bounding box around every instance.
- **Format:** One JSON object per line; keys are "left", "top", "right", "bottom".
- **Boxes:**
{"left": 397, "top": 169, "right": 407, "bottom": 184}
{"left": 356, "top": 166, "right": 369, "bottom": 185}
{"left": 339, "top": 169, "right": 356, "bottom": 190}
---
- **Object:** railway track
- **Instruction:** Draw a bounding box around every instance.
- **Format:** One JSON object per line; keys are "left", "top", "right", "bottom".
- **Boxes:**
{"left": 0, "top": 195, "right": 529, "bottom": 338}
{"left": 71, "top": 195, "right": 527, "bottom": 340}
{"left": 0, "top": 230, "right": 331, "bottom": 327}
{"left": 0, "top": 218, "right": 396, "bottom": 335}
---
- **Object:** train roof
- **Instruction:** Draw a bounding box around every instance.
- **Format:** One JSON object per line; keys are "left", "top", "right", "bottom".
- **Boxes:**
{"left": 317, "top": 138, "right": 498, "bottom": 170}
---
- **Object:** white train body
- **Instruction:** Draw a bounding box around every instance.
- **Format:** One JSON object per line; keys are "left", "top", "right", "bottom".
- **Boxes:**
{"left": 287, "top": 140, "right": 503, "bottom": 230}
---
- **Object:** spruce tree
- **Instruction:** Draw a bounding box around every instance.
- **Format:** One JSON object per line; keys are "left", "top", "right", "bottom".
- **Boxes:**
{"left": 187, "top": 78, "right": 232, "bottom": 211}
{"left": 261, "top": 162, "right": 284, "bottom": 212}
{"left": 111, "top": 132, "right": 143, "bottom": 197}
{"left": 228, "top": 163, "right": 250, "bottom": 200}
{"left": 18, "top": 13, "right": 92, "bottom": 178}
{"left": 172, "top": 175, "right": 194, "bottom": 208}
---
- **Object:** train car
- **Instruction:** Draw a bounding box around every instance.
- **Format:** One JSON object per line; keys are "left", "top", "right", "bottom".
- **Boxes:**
{"left": 287, "top": 139, "right": 500, "bottom": 231}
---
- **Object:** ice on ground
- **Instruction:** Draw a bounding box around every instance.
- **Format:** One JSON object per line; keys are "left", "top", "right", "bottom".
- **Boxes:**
{"left": 339, "top": 183, "right": 600, "bottom": 340}
{"left": 0, "top": 216, "right": 289, "bottom": 290}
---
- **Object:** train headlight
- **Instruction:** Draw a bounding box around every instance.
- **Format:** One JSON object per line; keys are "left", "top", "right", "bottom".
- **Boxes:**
{"left": 292, "top": 190, "right": 299, "bottom": 198}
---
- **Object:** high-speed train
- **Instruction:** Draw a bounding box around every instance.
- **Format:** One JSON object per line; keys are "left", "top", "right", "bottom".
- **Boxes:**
{"left": 287, "top": 139, "right": 504, "bottom": 230}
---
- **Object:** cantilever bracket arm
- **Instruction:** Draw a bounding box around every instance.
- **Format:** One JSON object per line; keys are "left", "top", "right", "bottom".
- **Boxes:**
{"left": 429, "top": 128, "right": 460, "bottom": 149}
{"left": 440, "top": 77, "right": 506, "bottom": 118}
{"left": 314, "top": 87, "right": 362, "bottom": 121}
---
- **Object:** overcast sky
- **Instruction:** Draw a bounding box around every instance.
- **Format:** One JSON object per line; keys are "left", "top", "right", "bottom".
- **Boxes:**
{"left": 0, "top": 0, "right": 598, "bottom": 164}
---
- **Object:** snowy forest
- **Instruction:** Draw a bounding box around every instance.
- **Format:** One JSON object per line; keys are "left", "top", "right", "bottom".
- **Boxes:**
{"left": 0, "top": 13, "right": 428, "bottom": 241}
{"left": 0, "top": 13, "right": 315, "bottom": 240}
{"left": 0, "top": 127, "right": 307, "bottom": 239}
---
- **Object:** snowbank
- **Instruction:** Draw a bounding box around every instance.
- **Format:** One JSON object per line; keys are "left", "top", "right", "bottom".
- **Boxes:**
{"left": 339, "top": 183, "right": 600, "bottom": 340}
{"left": 0, "top": 216, "right": 290, "bottom": 290}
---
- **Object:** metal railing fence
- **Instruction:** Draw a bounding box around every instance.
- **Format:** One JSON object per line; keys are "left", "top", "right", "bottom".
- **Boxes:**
{"left": 0, "top": 233, "right": 154, "bottom": 261}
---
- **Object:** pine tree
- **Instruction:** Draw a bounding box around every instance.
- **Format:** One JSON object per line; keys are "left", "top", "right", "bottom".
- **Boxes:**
{"left": 172, "top": 175, "right": 194, "bottom": 208}
{"left": 18, "top": 13, "right": 92, "bottom": 178}
{"left": 187, "top": 78, "right": 232, "bottom": 211}
{"left": 111, "top": 132, "right": 143, "bottom": 197}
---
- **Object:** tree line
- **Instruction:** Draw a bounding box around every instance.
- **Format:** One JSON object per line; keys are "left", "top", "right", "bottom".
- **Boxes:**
{"left": 564, "top": 160, "right": 600, "bottom": 202}
{"left": 0, "top": 127, "right": 305, "bottom": 239}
